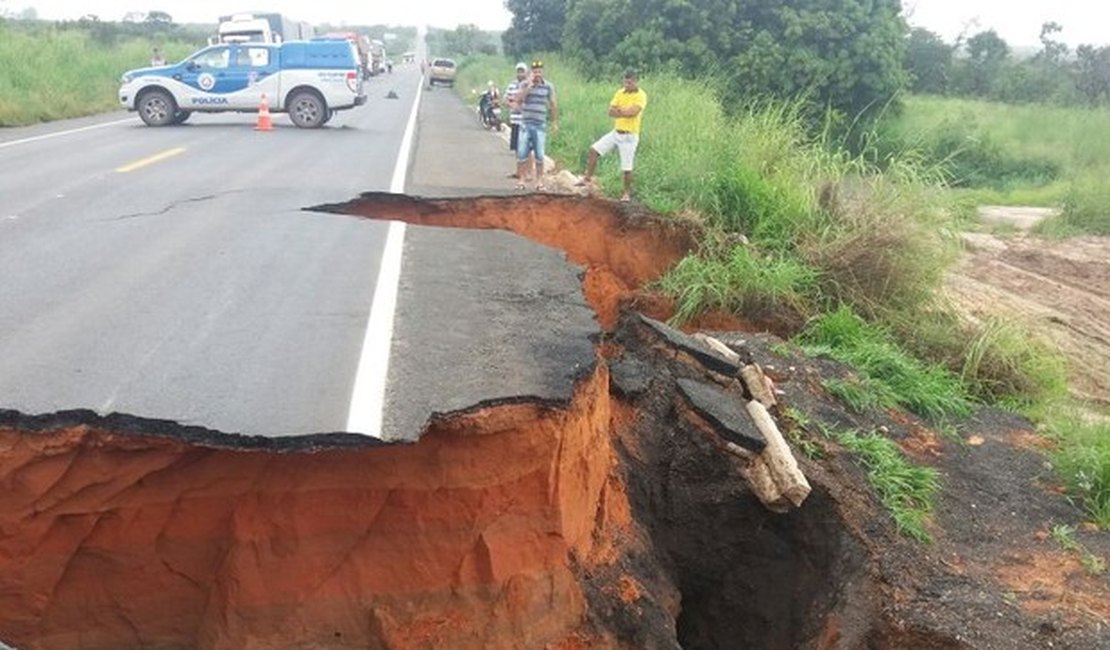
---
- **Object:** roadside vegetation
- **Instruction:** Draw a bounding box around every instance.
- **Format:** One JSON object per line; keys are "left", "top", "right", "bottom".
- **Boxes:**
{"left": 458, "top": 53, "right": 1106, "bottom": 532}
{"left": 880, "top": 95, "right": 1110, "bottom": 235}
{"left": 0, "top": 18, "right": 416, "bottom": 127}
{"left": 0, "top": 18, "right": 204, "bottom": 125}
{"left": 786, "top": 407, "right": 939, "bottom": 542}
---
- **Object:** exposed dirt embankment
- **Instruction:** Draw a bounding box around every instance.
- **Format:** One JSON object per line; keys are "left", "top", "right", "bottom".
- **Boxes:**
{"left": 949, "top": 232, "right": 1110, "bottom": 408}
{"left": 315, "top": 193, "right": 701, "bottom": 330}
{"left": 0, "top": 366, "right": 624, "bottom": 649}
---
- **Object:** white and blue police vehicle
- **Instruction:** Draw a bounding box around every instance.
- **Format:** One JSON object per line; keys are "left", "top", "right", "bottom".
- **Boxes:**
{"left": 119, "top": 40, "right": 367, "bottom": 128}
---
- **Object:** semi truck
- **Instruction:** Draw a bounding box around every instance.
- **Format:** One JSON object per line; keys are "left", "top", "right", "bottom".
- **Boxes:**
{"left": 215, "top": 13, "right": 315, "bottom": 44}
{"left": 369, "top": 39, "right": 387, "bottom": 75}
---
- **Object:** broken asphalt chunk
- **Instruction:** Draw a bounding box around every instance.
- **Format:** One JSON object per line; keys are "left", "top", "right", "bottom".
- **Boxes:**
{"left": 638, "top": 314, "right": 741, "bottom": 376}
{"left": 676, "top": 378, "right": 766, "bottom": 453}
{"left": 609, "top": 356, "right": 653, "bottom": 398}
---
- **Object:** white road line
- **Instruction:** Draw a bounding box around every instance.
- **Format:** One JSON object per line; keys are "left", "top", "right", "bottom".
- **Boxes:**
{"left": 389, "top": 75, "right": 423, "bottom": 194}
{"left": 345, "top": 221, "right": 406, "bottom": 437}
{"left": 0, "top": 118, "right": 134, "bottom": 150}
{"left": 345, "top": 77, "right": 423, "bottom": 437}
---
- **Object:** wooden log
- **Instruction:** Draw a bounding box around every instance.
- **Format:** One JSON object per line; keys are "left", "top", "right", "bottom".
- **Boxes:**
{"left": 740, "top": 363, "right": 777, "bottom": 409}
{"left": 746, "top": 400, "right": 811, "bottom": 507}
{"left": 692, "top": 333, "right": 742, "bottom": 367}
{"left": 724, "top": 442, "right": 791, "bottom": 513}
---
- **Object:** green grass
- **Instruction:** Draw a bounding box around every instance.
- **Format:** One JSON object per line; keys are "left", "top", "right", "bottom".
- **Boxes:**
{"left": 787, "top": 408, "right": 937, "bottom": 541}
{"left": 780, "top": 406, "right": 826, "bottom": 460}
{"left": 0, "top": 23, "right": 200, "bottom": 125}
{"left": 819, "top": 423, "right": 940, "bottom": 542}
{"left": 657, "top": 243, "right": 819, "bottom": 327}
{"left": 959, "top": 317, "right": 1069, "bottom": 410}
{"left": 1050, "top": 524, "right": 1106, "bottom": 575}
{"left": 799, "top": 306, "right": 974, "bottom": 422}
{"left": 1044, "top": 410, "right": 1110, "bottom": 529}
{"left": 883, "top": 95, "right": 1110, "bottom": 235}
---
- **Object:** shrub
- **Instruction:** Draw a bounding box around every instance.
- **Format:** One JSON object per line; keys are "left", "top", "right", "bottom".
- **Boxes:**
{"left": 659, "top": 243, "right": 819, "bottom": 328}
{"left": 1058, "top": 177, "right": 1110, "bottom": 235}
{"left": 798, "top": 306, "right": 974, "bottom": 421}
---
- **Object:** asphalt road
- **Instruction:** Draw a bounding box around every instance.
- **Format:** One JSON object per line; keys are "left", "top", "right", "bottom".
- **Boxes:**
{"left": 0, "top": 64, "right": 598, "bottom": 443}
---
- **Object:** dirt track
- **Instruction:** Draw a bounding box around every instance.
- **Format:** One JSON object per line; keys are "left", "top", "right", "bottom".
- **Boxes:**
{"left": 947, "top": 232, "right": 1110, "bottom": 409}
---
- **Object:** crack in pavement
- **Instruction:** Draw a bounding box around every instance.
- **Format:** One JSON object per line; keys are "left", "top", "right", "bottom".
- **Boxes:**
{"left": 107, "top": 190, "right": 248, "bottom": 221}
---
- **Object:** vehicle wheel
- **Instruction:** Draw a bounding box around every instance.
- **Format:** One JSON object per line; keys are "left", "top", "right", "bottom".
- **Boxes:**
{"left": 171, "top": 110, "right": 191, "bottom": 124}
{"left": 288, "top": 91, "right": 326, "bottom": 128}
{"left": 322, "top": 109, "right": 335, "bottom": 125}
{"left": 137, "top": 89, "right": 177, "bottom": 127}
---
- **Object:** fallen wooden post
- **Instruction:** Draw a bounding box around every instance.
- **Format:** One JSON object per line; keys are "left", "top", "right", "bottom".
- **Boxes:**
{"left": 740, "top": 363, "right": 777, "bottom": 409}
{"left": 725, "top": 443, "right": 792, "bottom": 513}
{"left": 747, "top": 401, "right": 811, "bottom": 507}
{"left": 692, "top": 333, "right": 742, "bottom": 366}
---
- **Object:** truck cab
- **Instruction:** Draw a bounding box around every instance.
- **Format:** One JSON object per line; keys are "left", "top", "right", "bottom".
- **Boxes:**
{"left": 119, "top": 41, "right": 366, "bottom": 128}
{"left": 217, "top": 15, "right": 275, "bottom": 43}
{"left": 213, "top": 12, "right": 316, "bottom": 44}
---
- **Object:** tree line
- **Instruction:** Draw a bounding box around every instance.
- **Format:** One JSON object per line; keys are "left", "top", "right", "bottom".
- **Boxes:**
{"left": 907, "top": 24, "right": 1110, "bottom": 107}
{"left": 502, "top": 0, "right": 1110, "bottom": 118}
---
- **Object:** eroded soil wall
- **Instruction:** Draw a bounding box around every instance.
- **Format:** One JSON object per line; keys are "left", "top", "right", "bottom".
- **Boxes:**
{"left": 317, "top": 193, "right": 700, "bottom": 329}
{"left": 0, "top": 367, "right": 615, "bottom": 650}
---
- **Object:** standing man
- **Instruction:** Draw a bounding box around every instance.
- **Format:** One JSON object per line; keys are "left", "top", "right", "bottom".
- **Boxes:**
{"left": 513, "top": 60, "right": 558, "bottom": 192}
{"left": 578, "top": 68, "right": 647, "bottom": 202}
{"left": 504, "top": 62, "right": 530, "bottom": 179}
{"left": 150, "top": 47, "right": 166, "bottom": 67}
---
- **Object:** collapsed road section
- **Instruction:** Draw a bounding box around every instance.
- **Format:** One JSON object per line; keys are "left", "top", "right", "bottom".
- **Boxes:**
{"left": 0, "top": 194, "right": 700, "bottom": 649}
{"left": 2, "top": 195, "right": 1104, "bottom": 650}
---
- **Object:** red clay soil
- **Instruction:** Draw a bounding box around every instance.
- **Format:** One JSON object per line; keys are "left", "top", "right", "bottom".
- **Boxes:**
{"left": 0, "top": 366, "right": 630, "bottom": 650}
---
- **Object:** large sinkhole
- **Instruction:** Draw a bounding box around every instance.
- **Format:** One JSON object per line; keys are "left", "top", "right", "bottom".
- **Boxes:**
{"left": 0, "top": 194, "right": 938, "bottom": 649}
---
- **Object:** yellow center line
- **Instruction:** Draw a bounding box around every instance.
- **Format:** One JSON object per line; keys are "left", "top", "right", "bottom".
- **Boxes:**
{"left": 116, "top": 147, "right": 187, "bottom": 173}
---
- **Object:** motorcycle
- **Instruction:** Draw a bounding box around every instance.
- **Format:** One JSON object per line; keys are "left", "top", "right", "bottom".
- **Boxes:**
{"left": 477, "top": 89, "right": 502, "bottom": 131}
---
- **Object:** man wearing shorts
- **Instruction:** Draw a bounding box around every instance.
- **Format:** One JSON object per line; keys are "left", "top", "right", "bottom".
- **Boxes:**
{"left": 579, "top": 68, "right": 647, "bottom": 202}
{"left": 513, "top": 60, "right": 558, "bottom": 191}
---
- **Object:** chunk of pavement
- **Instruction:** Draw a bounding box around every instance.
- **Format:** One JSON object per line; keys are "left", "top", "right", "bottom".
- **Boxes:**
{"left": 676, "top": 378, "right": 766, "bottom": 453}
{"left": 386, "top": 90, "right": 399, "bottom": 99}
{"left": 609, "top": 356, "right": 653, "bottom": 398}
{"left": 639, "top": 314, "right": 740, "bottom": 376}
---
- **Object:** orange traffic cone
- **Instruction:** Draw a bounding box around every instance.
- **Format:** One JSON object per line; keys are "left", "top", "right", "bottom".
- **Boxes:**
{"left": 255, "top": 93, "right": 273, "bottom": 131}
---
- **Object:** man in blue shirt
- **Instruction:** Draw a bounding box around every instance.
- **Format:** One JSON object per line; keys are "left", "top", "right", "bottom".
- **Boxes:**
{"left": 511, "top": 60, "right": 559, "bottom": 191}
{"left": 504, "top": 62, "right": 530, "bottom": 179}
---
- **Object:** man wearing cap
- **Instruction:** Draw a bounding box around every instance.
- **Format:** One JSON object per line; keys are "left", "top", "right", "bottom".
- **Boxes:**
{"left": 512, "top": 60, "right": 558, "bottom": 191}
{"left": 504, "top": 62, "right": 531, "bottom": 179}
{"left": 578, "top": 68, "right": 647, "bottom": 202}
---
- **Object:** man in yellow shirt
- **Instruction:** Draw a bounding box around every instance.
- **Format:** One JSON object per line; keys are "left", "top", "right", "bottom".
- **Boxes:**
{"left": 578, "top": 68, "right": 647, "bottom": 202}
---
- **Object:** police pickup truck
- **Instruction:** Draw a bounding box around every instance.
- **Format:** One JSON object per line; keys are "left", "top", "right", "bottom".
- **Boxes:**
{"left": 119, "top": 40, "right": 366, "bottom": 128}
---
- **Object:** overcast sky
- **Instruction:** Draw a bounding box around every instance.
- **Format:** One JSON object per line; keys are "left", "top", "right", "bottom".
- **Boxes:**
{"left": 12, "top": 1, "right": 1110, "bottom": 47}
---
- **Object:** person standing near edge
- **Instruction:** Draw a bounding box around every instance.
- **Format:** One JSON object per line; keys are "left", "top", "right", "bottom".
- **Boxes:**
{"left": 514, "top": 60, "right": 558, "bottom": 192}
{"left": 578, "top": 68, "right": 647, "bottom": 202}
{"left": 505, "top": 62, "right": 532, "bottom": 180}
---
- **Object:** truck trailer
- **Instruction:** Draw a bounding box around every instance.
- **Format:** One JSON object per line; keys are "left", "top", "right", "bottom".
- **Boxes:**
{"left": 216, "top": 13, "right": 315, "bottom": 44}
